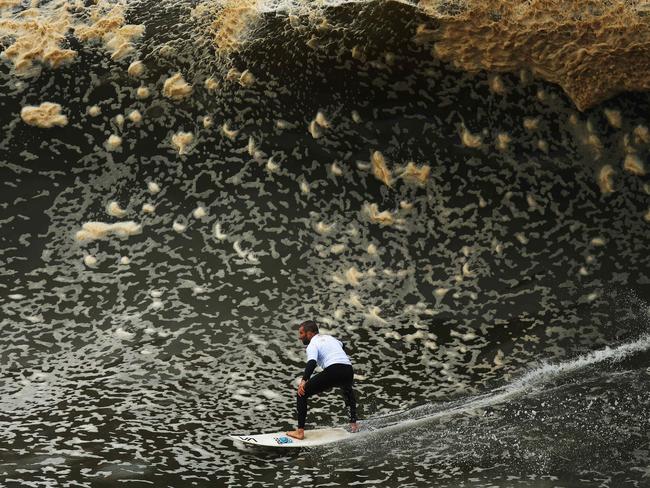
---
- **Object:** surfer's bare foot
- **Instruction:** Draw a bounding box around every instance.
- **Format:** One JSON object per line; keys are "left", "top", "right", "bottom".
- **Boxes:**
{"left": 286, "top": 429, "right": 304, "bottom": 440}
{"left": 349, "top": 422, "right": 359, "bottom": 433}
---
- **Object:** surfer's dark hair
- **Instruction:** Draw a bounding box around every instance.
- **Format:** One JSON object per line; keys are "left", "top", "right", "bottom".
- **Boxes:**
{"left": 299, "top": 320, "right": 319, "bottom": 334}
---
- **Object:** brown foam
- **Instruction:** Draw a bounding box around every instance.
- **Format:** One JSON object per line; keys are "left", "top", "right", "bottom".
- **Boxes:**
{"left": 399, "top": 162, "right": 430, "bottom": 186}
{"left": 460, "top": 126, "right": 482, "bottom": 148}
{"left": 5, "top": 0, "right": 642, "bottom": 116}
{"left": 128, "top": 60, "right": 145, "bottom": 77}
{"left": 315, "top": 111, "right": 330, "bottom": 129}
{"left": 75, "top": 221, "right": 142, "bottom": 242}
{"left": 192, "top": 0, "right": 260, "bottom": 58}
{"left": 523, "top": 117, "right": 540, "bottom": 131}
{"left": 371, "top": 150, "right": 393, "bottom": 187}
{"left": 239, "top": 69, "right": 255, "bottom": 87}
{"left": 20, "top": 102, "right": 68, "bottom": 128}
{"left": 105, "top": 134, "right": 122, "bottom": 151}
{"left": 624, "top": 154, "right": 645, "bottom": 175}
{"left": 171, "top": 131, "right": 194, "bottom": 155}
{"left": 598, "top": 164, "right": 615, "bottom": 194}
{"left": 128, "top": 110, "right": 142, "bottom": 124}
{"left": 604, "top": 108, "right": 622, "bottom": 129}
{"left": 136, "top": 86, "right": 150, "bottom": 99}
{"left": 363, "top": 203, "right": 402, "bottom": 227}
{"left": 74, "top": 1, "right": 144, "bottom": 61}
{"left": 221, "top": 123, "right": 238, "bottom": 140}
{"left": 0, "top": 0, "right": 20, "bottom": 9}
{"left": 633, "top": 125, "right": 650, "bottom": 144}
{"left": 0, "top": 5, "right": 76, "bottom": 75}
{"left": 1, "top": 0, "right": 147, "bottom": 76}
{"left": 496, "top": 132, "right": 511, "bottom": 151}
{"left": 204, "top": 77, "right": 220, "bottom": 92}
{"left": 420, "top": 0, "right": 650, "bottom": 111}
{"left": 308, "top": 120, "right": 322, "bottom": 139}
{"left": 163, "top": 73, "right": 193, "bottom": 100}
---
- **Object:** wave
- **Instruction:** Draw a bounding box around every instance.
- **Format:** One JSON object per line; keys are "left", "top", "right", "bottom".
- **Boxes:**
{"left": 2, "top": 0, "right": 649, "bottom": 110}
{"left": 196, "top": 0, "right": 650, "bottom": 110}
{"left": 362, "top": 332, "right": 650, "bottom": 432}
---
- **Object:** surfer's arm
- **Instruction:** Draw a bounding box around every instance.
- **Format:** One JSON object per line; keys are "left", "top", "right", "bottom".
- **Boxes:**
{"left": 297, "top": 360, "right": 316, "bottom": 397}
{"left": 302, "top": 359, "right": 317, "bottom": 381}
{"left": 303, "top": 341, "right": 318, "bottom": 381}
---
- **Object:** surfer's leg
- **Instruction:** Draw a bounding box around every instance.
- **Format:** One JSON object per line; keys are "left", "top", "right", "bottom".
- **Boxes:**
{"left": 296, "top": 370, "right": 337, "bottom": 429}
{"left": 289, "top": 389, "right": 314, "bottom": 439}
{"left": 340, "top": 384, "right": 357, "bottom": 421}
{"left": 338, "top": 366, "right": 357, "bottom": 429}
{"left": 296, "top": 392, "right": 308, "bottom": 429}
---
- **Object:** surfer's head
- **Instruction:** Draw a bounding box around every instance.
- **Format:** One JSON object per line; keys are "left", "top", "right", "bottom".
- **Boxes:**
{"left": 298, "top": 320, "right": 319, "bottom": 345}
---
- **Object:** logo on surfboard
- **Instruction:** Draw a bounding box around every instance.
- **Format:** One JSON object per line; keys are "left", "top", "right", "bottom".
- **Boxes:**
{"left": 273, "top": 436, "right": 293, "bottom": 444}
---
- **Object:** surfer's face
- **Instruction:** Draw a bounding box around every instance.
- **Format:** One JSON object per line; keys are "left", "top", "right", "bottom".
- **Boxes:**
{"left": 298, "top": 327, "right": 312, "bottom": 345}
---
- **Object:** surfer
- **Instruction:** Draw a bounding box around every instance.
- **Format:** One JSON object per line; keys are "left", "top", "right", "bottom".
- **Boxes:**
{"left": 286, "top": 320, "right": 358, "bottom": 440}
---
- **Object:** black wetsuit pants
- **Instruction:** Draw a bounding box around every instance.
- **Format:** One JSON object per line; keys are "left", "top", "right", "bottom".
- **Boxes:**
{"left": 297, "top": 363, "right": 357, "bottom": 429}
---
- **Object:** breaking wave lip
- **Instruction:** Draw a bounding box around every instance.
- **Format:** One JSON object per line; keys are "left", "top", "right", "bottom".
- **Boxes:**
{"left": 185, "top": 0, "right": 650, "bottom": 110}
{"left": 356, "top": 332, "right": 650, "bottom": 434}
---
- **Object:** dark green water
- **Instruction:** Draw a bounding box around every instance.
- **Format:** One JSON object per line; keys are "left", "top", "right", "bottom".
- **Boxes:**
{"left": 1, "top": 1, "right": 650, "bottom": 486}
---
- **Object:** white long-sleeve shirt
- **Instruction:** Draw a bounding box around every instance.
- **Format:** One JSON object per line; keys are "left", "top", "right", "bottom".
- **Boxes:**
{"left": 306, "top": 334, "right": 352, "bottom": 369}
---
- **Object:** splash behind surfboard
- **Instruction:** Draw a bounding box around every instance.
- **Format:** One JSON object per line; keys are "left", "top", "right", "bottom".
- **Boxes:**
{"left": 230, "top": 428, "right": 353, "bottom": 448}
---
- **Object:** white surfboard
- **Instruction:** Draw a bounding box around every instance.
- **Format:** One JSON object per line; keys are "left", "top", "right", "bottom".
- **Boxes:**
{"left": 229, "top": 427, "right": 353, "bottom": 448}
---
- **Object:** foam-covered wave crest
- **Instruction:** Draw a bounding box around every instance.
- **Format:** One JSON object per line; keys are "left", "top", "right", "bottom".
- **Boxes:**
{"left": 4, "top": 0, "right": 650, "bottom": 109}
{"left": 188, "top": 0, "right": 650, "bottom": 109}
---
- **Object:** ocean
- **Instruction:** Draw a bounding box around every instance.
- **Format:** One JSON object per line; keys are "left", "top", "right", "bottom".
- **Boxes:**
{"left": 1, "top": 0, "right": 649, "bottom": 486}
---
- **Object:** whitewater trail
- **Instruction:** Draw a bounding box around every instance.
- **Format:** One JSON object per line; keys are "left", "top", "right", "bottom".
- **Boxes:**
{"left": 355, "top": 333, "right": 650, "bottom": 435}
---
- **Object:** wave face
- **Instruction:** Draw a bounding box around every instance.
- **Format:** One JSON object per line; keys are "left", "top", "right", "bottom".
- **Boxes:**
{"left": 420, "top": 0, "right": 650, "bottom": 111}
{"left": 1, "top": 0, "right": 650, "bottom": 486}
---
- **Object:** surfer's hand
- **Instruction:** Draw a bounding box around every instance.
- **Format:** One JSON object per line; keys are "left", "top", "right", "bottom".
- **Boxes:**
{"left": 297, "top": 380, "right": 306, "bottom": 397}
